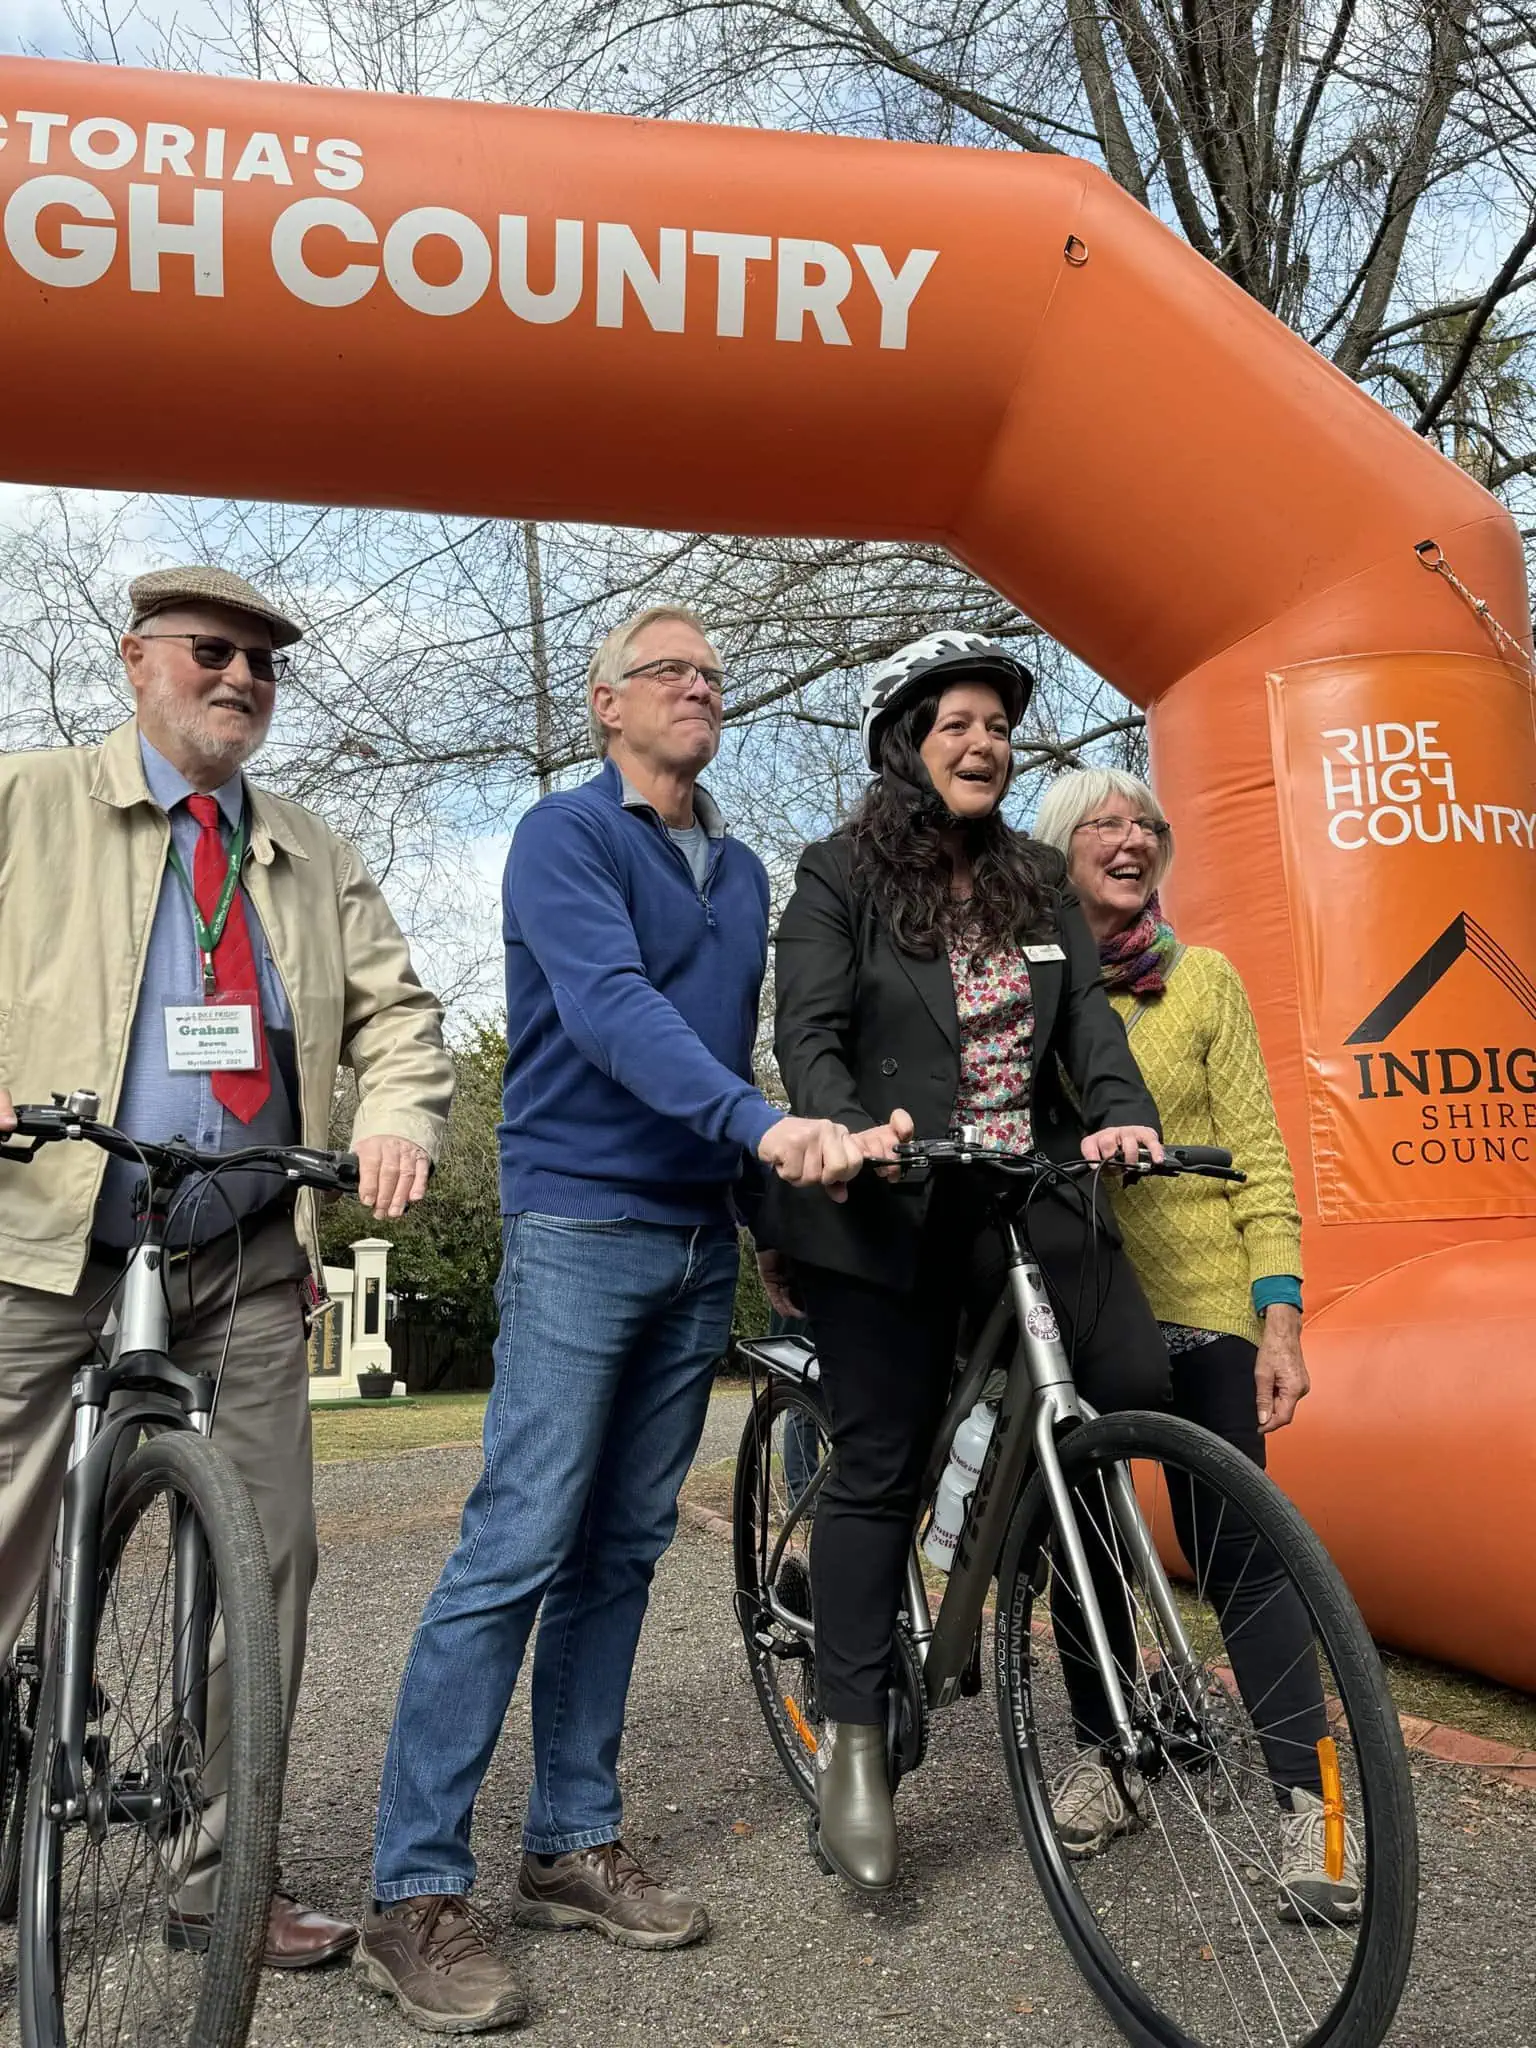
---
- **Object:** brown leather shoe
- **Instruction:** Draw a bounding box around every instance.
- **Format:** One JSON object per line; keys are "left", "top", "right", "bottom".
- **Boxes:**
{"left": 166, "top": 1889, "right": 358, "bottom": 1970}
{"left": 356, "top": 1894, "right": 528, "bottom": 2035}
{"left": 514, "top": 1842, "right": 708, "bottom": 1951}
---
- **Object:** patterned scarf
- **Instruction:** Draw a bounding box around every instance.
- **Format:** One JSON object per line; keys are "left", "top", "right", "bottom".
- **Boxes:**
{"left": 1098, "top": 890, "right": 1180, "bottom": 998}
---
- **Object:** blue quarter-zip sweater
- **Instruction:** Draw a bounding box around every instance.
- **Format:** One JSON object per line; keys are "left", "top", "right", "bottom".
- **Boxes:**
{"left": 499, "top": 759, "right": 783, "bottom": 1223}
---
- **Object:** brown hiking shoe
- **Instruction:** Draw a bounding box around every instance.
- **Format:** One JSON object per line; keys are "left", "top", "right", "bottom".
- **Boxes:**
{"left": 514, "top": 1841, "right": 708, "bottom": 1950}
{"left": 356, "top": 1894, "right": 528, "bottom": 2035}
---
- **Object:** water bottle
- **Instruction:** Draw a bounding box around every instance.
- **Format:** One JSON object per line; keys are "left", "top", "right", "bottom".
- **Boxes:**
{"left": 922, "top": 1401, "right": 997, "bottom": 1572}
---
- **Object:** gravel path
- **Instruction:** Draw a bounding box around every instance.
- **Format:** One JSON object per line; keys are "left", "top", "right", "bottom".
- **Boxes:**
{"left": 4, "top": 1397, "right": 1532, "bottom": 2046}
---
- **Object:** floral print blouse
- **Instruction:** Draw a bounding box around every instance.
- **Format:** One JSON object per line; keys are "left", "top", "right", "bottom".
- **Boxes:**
{"left": 948, "top": 940, "right": 1035, "bottom": 1150}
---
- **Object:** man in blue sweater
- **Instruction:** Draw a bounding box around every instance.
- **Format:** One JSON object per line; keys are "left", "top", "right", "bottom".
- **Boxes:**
{"left": 361, "top": 606, "right": 865, "bottom": 2033}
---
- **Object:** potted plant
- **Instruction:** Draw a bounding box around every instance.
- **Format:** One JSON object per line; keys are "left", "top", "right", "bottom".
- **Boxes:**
{"left": 356, "top": 1368, "right": 395, "bottom": 1401}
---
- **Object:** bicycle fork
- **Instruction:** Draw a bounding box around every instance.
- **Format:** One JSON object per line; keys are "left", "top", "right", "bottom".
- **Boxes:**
{"left": 46, "top": 1242, "right": 213, "bottom": 1820}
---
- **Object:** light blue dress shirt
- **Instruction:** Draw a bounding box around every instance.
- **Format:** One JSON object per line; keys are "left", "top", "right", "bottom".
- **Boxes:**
{"left": 94, "top": 737, "right": 299, "bottom": 1246}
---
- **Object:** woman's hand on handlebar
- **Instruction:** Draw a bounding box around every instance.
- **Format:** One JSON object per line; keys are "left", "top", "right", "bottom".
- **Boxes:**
{"left": 1081, "top": 1124, "right": 1164, "bottom": 1167}
{"left": 353, "top": 1134, "right": 432, "bottom": 1219}
{"left": 854, "top": 1106, "right": 916, "bottom": 1181}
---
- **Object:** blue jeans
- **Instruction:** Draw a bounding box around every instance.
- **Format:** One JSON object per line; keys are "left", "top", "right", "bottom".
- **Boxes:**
{"left": 372, "top": 1212, "right": 738, "bottom": 1898}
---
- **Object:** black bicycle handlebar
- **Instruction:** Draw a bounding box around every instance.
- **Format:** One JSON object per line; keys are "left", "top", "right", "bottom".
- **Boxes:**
{"left": 0, "top": 1090, "right": 361, "bottom": 1196}
{"left": 891, "top": 1134, "right": 1246, "bottom": 1184}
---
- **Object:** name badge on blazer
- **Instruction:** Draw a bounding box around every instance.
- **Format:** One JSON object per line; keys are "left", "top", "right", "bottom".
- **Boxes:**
{"left": 1023, "top": 944, "right": 1066, "bottom": 962}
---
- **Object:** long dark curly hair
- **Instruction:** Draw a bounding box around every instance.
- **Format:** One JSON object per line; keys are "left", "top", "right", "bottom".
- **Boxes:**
{"left": 846, "top": 684, "right": 1059, "bottom": 962}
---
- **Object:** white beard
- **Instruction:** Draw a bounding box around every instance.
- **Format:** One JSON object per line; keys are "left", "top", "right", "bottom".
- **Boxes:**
{"left": 142, "top": 673, "right": 271, "bottom": 774}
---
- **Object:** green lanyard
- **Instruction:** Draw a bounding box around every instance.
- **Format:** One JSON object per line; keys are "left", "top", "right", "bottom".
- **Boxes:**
{"left": 165, "top": 810, "right": 248, "bottom": 997}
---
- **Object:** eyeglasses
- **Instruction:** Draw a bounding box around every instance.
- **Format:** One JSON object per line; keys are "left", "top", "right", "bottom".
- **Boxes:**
{"left": 1074, "top": 814, "right": 1171, "bottom": 847}
{"left": 621, "top": 657, "right": 726, "bottom": 696}
{"left": 133, "top": 633, "right": 290, "bottom": 684}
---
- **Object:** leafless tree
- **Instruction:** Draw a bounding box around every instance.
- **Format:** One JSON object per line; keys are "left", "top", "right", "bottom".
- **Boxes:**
{"left": 11, "top": 0, "right": 1530, "bottom": 953}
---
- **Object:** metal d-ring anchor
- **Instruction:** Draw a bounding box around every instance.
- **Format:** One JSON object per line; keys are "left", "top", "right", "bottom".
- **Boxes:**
{"left": 1064, "top": 236, "right": 1089, "bottom": 266}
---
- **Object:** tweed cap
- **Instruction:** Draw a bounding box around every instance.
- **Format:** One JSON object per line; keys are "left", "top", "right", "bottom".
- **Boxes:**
{"left": 127, "top": 565, "right": 303, "bottom": 649}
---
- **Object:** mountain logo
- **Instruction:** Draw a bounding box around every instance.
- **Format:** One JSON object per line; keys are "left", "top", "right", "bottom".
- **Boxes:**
{"left": 1346, "top": 914, "right": 1536, "bottom": 1046}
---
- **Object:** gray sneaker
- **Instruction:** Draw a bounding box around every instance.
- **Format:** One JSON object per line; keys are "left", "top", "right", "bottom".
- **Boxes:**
{"left": 356, "top": 1895, "right": 528, "bottom": 2035}
{"left": 1050, "top": 1753, "right": 1150, "bottom": 1857}
{"left": 1277, "top": 1786, "right": 1363, "bottom": 1924}
{"left": 514, "top": 1842, "right": 708, "bottom": 1950}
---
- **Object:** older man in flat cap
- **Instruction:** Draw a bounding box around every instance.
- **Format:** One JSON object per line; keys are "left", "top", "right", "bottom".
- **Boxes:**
{"left": 0, "top": 566, "right": 454, "bottom": 1967}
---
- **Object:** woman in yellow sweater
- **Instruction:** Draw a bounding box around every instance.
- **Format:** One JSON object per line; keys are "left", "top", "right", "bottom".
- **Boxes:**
{"left": 1033, "top": 767, "right": 1358, "bottom": 1923}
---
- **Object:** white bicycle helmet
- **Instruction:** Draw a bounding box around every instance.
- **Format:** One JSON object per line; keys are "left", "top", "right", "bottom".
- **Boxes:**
{"left": 859, "top": 631, "right": 1033, "bottom": 769}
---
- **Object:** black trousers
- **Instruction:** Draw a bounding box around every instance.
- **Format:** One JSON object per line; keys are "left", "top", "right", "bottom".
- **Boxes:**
{"left": 795, "top": 1192, "right": 1169, "bottom": 1724}
{"left": 1054, "top": 1332, "right": 1331, "bottom": 1798}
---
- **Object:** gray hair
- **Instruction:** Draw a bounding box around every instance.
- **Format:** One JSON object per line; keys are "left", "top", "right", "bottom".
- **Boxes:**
{"left": 586, "top": 603, "right": 717, "bottom": 756}
{"left": 1031, "top": 766, "right": 1175, "bottom": 890}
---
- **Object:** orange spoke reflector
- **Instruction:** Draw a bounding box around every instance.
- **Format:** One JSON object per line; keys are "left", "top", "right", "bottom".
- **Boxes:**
{"left": 784, "top": 1695, "right": 819, "bottom": 1755}
{"left": 1317, "top": 1736, "right": 1347, "bottom": 1881}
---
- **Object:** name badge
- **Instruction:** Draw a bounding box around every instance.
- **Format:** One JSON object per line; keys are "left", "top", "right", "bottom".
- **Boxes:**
{"left": 164, "top": 1001, "right": 259, "bottom": 1072}
{"left": 1024, "top": 943, "right": 1066, "bottom": 962}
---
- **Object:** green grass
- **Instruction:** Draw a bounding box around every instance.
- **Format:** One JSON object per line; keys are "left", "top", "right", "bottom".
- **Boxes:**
{"left": 312, "top": 1390, "right": 488, "bottom": 1462}
{"left": 1378, "top": 1648, "right": 1536, "bottom": 1752}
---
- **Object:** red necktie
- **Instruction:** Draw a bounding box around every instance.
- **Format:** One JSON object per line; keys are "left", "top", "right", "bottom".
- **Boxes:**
{"left": 187, "top": 793, "right": 271, "bottom": 1122}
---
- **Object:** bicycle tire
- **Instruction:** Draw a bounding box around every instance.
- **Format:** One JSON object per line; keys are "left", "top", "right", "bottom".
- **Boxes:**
{"left": 0, "top": 1652, "right": 21, "bottom": 1921}
{"left": 19, "top": 1430, "right": 283, "bottom": 2048}
{"left": 994, "top": 1410, "right": 1417, "bottom": 2048}
{"left": 732, "top": 1374, "right": 832, "bottom": 1808}
{"left": 0, "top": 1618, "right": 39, "bottom": 1923}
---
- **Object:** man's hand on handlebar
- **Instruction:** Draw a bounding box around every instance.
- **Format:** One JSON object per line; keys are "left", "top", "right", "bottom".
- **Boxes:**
{"left": 1081, "top": 1124, "right": 1164, "bottom": 1167}
{"left": 353, "top": 1134, "right": 432, "bottom": 1220}
{"left": 758, "top": 1116, "right": 865, "bottom": 1202}
{"left": 0, "top": 1086, "right": 14, "bottom": 1136}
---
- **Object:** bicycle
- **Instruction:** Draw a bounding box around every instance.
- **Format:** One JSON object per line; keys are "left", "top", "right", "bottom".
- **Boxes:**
{"left": 0, "top": 1089, "right": 360, "bottom": 2048}
{"left": 732, "top": 1135, "right": 1418, "bottom": 2048}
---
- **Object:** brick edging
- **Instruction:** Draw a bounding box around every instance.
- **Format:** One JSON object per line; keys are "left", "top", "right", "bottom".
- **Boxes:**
{"left": 680, "top": 1497, "right": 1536, "bottom": 1796}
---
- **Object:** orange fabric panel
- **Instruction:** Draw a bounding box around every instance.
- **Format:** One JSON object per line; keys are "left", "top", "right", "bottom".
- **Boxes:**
{"left": 1269, "top": 654, "right": 1536, "bottom": 1226}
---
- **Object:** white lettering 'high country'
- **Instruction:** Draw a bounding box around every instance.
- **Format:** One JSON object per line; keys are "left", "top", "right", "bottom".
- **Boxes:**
{"left": 1319, "top": 722, "right": 1536, "bottom": 854}
{"left": 0, "top": 160, "right": 941, "bottom": 348}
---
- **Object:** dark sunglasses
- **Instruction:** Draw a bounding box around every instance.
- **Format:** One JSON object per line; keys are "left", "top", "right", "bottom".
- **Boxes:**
{"left": 134, "top": 631, "right": 290, "bottom": 684}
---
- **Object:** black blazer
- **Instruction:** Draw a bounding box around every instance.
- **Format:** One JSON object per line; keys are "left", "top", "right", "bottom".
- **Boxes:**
{"left": 759, "top": 834, "right": 1160, "bottom": 1289}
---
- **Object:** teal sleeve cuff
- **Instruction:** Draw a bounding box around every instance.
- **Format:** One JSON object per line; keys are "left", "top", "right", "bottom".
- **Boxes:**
{"left": 1253, "top": 1275, "right": 1303, "bottom": 1316}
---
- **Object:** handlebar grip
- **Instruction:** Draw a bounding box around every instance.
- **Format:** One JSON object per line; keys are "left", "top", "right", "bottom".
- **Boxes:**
{"left": 334, "top": 1154, "right": 361, "bottom": 1192}
{"left": 1166, "top": 1145, "right": 1234, "bottom": 1171}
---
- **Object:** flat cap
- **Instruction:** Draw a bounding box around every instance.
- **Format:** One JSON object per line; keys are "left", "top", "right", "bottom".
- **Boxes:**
{"left": 127, "top": 564, "right": 303, "bottom": 649}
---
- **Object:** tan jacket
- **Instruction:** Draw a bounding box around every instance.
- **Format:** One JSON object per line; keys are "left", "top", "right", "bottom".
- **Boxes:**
{"left": 0, "top": 720, "right": 454, "bottom": 1294}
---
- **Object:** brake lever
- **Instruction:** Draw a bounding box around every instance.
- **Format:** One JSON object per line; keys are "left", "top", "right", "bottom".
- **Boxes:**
{"left": 0, "top": 1135, "right": 43, "bottom": 1165}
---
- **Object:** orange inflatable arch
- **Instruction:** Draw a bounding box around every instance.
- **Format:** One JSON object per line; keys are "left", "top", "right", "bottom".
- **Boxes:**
{"left": 3, "top": 59, "right": 1534, "bottom": 1684}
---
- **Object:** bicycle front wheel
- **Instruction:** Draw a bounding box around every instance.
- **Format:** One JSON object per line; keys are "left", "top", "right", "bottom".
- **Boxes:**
{"left": 19, "top": 1429, "right": 283, "bottom": 2048}
{"left": 995, "top": 1410, "right": 1417, "bottom": 2048}
{"left": 0, "top": 1595, "right": 41, "bottom": 1923}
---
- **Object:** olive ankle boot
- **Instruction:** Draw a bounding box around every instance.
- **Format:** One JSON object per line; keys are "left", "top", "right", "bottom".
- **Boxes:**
{"left": 815, "top": 1721, "right": 897, "bottom": 1890}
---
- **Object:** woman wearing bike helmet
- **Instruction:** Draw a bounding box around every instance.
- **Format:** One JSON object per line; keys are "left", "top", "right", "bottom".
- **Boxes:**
{"left": 1032, "top": 767, "right": 1356, "bottom": 1920}
{"left": 756, "top": 631, "right": 1169, "bottom": 1893}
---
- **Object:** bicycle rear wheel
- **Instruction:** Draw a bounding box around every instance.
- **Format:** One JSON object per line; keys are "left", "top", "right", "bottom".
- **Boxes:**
{"left": 995, "top": 1411, "right": 1416, "bottom": 2048}
{"left": 732, "top": 1374, "right": 833, "bottom": 1807}
{"left": 19, "top": 1430, "right": 283, "bottom": 2048}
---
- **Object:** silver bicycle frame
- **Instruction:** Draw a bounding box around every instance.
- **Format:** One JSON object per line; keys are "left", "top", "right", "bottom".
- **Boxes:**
{"left": 749, "top": 1205, "right": 1201, "bottom": 1771}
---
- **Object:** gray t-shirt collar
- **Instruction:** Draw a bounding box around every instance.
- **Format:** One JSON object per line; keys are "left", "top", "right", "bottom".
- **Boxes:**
{"left": 618, "top": 771, "right": 726, "bottom": 840}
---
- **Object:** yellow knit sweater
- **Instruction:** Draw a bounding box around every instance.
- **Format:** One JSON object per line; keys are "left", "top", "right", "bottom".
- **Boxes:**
{"left": 1109, "top": 947, "right": 1302, "bottom": 1347}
